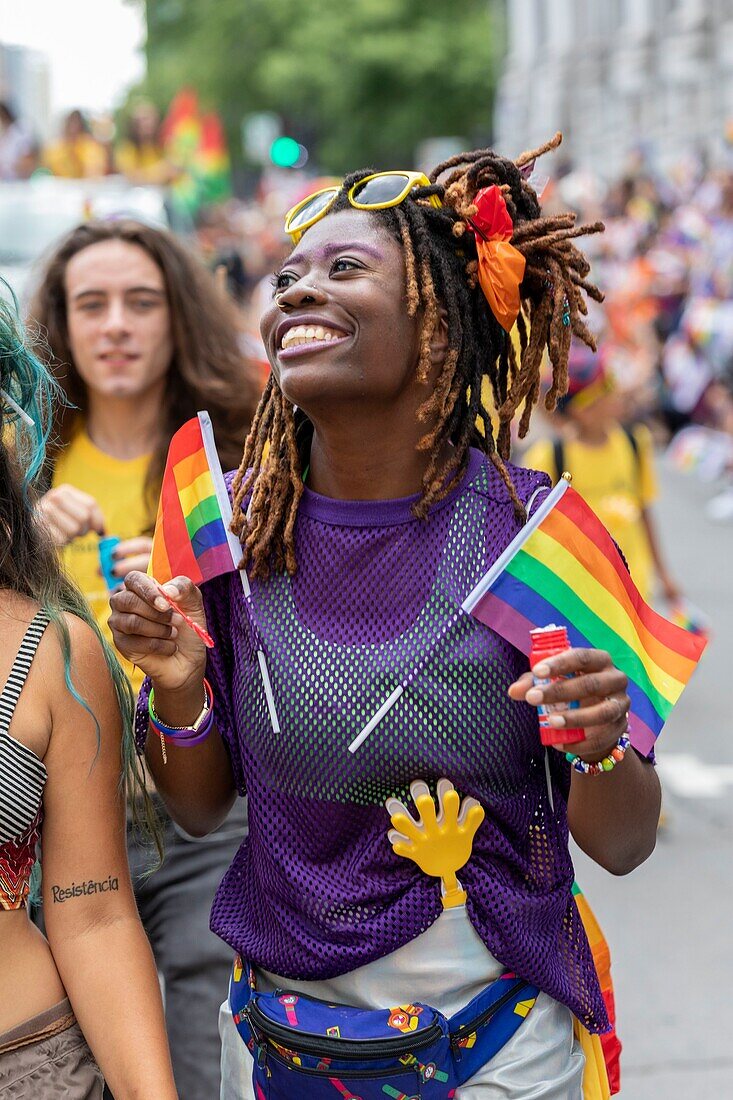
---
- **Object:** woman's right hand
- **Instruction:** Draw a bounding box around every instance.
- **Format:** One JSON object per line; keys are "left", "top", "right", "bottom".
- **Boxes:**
{"left": 36, "top": 484, "right": 106, "bottom": 546}
{"left": 109, "top": 571, "right": 207, "bottom": 692}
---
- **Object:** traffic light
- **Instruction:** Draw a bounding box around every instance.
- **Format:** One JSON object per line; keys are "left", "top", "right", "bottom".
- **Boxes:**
{"left": 270, "top": 136, "right": 308, "bottom": 169}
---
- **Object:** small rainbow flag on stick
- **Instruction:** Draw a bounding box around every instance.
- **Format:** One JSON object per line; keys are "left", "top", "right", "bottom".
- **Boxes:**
{"left": 350, "top": 476, "right": 706, "bottom": 755}
{"left": 149, "top": 412, "right": 236, "bottom": 586}
{"left": 462, "top": 477, "right": 707, "bottom": 757}
{"left": 149, "top": 412, "right": 280, "bottom": 732}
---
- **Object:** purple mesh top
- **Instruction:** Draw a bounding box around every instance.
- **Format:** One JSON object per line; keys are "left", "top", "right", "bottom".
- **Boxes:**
{"left": 137, "top": 449, "right": 608, "bottom": 1033}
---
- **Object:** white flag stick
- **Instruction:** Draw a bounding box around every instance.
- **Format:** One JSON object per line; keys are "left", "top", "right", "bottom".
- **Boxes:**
{"left": 348, "top": 607, "right": 462, "bottom": 753}
{"left": 348, "top": 685, "right": 404, "bottom": 754}
{"left": 349, "top": 477, "right": 569, "bottom": 752}
{"left": 544, "top": 749, "right": 555, "bottom": 813}
{"left": 199, "top": 411, "right": 281, "bottom": 734}
{"left": 461, "top": 477, "right": 568, "bottom": 615}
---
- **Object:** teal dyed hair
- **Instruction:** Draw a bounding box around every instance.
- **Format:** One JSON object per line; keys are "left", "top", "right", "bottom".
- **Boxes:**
{"left": 0, "top": 284, "right": 52, "bottom": 487}
{"left": 0, "top": 289, "right": 163, "bottom": 897}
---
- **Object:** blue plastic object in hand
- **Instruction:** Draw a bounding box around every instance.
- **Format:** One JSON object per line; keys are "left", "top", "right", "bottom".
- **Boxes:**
{"left": 98, "top": 536, "right": 121, "bottom": 590}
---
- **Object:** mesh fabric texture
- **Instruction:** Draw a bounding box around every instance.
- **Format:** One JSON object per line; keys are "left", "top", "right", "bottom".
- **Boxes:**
{"left": 137, "top": 449, "right": 608, "bottom": 1033}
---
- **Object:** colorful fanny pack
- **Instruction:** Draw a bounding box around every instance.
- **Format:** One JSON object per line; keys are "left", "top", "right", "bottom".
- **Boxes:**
{"left": 229, "top": 956, "right": 539, "bottom": 1098}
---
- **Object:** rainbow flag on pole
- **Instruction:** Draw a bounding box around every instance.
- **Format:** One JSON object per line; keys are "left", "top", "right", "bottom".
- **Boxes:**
{"left": 149, "top": 412, "right": 238, "bottom": 586}
{"left": 462, "top": 477, "right": 707, "bottom": 757}
{"left": 149, "top": 412, "right": 280, "bottom": 733}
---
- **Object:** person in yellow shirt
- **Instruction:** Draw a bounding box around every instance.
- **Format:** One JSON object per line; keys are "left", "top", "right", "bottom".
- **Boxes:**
{"left": 45, "top": 432, "right": 151, "bottom": 687}
{"left": 114, "top": 101, "right": 177, "bottom": 187}
{"left": 523, "top": 344, "right": 678, "bottom": 605}
{"left": 29, "top": 218, "right": 262, "bottom": 1100}
{"left": 43, "top": 110, "right": 108, "bottom": 178}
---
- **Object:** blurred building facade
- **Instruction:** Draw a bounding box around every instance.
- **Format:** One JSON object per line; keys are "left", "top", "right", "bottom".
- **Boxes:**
{"left": 495, "top": 0, "right": 733, "bottom": 176}
{"left": 0, "top": 41, "right": 51, "bottom": 139}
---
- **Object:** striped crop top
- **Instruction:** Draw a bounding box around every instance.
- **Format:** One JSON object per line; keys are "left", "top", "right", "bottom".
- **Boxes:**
{"left": 0, "top": 611, "right": 50, "bottom": 911}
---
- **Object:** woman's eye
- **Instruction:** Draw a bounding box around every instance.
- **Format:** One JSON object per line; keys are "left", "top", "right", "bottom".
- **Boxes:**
{"left": 272, "top": 271, "right": 295, "bottom": 291}
{"left": 330, "top": 258, "right": 360, "bottom": 274}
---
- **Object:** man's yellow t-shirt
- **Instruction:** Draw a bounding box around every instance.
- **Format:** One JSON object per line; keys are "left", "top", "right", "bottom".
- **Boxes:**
{"left": 522, "top": 424, "right": 658, "bottom": 602}
{"left": 52, "top": 427, "right": 152, "bottom": 689}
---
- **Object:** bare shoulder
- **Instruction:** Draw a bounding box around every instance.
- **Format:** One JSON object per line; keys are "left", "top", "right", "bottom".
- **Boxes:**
{"left": 0, "top": 599, "right": 107, "bottom": 676}
{"left": 62, "top": 611, "right": 110, "bottom": 660}
{"left": 0, "top": 602, "right": 119, "bottom": 760}
{"left": 40, "top": 613, "right": 119, "bottom": 723}
{"left": 33, "top": 610, "right": 103, "bottom": 668}
{"left": 38, "top": 614, "right": 125, "bottom": 778}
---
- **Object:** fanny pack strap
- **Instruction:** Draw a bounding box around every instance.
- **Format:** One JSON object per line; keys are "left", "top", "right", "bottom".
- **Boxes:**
{"left": 448, "top": 972, "right": 538, "bottom": 1082}
{"left": 229, "top": 956, "right": 257, "bottom": 1046}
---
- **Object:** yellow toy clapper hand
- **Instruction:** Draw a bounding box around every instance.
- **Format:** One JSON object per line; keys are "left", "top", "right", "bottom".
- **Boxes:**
{"left": 386, "top": 779, "right": 485, "bottom": 909}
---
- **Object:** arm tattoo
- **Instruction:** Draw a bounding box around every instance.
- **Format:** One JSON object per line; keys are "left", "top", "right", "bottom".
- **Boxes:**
{"left": 50, "top": 876, "right": 119, "bottom": 903}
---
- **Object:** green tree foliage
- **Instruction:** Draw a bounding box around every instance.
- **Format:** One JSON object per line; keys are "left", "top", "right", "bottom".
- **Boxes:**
{"left": 133, "top": 0, "right": 504, "bottom": 172}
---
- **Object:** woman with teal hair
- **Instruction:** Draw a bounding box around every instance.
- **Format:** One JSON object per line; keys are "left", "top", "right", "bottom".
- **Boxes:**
{"left": 0, "top": 293, "right": 178, "bottom": 1098}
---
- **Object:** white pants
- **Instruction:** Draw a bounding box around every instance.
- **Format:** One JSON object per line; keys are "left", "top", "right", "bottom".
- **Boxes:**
{"left": 219, "top": 907, "right": 584, "bottom": 1099}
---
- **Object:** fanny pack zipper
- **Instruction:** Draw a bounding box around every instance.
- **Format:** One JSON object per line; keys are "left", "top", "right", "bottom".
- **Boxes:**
{"left": 263, "top": 1043, "right": 421, "bottom": 1081}
{"left": 245, "top": 1000, "right": 442, "bottom": 1061}
{"left": 450, "top": 978, "right": 529, "bottom": 1048}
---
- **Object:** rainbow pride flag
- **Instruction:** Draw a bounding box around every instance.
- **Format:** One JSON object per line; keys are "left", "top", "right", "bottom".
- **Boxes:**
{"left": 149, "top": 412, "right": 239, "bottom": 586}
{"left": 462, "top": 478, "right": 707, "bottom": 757}
{"left": 149, "top": 412, "right": 281, "bottom": 733}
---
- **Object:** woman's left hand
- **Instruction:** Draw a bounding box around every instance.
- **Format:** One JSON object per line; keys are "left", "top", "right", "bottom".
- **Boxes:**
{"left": 509, "top": 647, "right": 630, "bottom": 763}
{"left": 111, "top": 536, "right": 154, "bottom": 580}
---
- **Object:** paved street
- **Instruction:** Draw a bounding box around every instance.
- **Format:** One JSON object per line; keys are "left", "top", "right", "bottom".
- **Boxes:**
{"left": 572, "top": 461, "right": 733, "bottom": 1098}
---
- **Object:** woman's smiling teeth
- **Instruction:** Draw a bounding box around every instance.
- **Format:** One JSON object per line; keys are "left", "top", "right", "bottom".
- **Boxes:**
{"left": 281, "top": 324, "right": 343, "bottom": 349}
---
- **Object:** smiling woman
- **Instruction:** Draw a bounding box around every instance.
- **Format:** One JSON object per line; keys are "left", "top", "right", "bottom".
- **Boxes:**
{"left": 262, "top": 221, "right": 428, "bottom": 447}
{"left": 110, "top": 136, "right": 661, "bottom": 1100}
{"left": 233, "top": 144, "right": 605, "bottom": 577}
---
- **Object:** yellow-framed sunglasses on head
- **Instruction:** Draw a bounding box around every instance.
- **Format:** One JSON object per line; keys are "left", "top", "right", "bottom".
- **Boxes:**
{"left": 284, "top": 171, "right": 442, "bottom": 243}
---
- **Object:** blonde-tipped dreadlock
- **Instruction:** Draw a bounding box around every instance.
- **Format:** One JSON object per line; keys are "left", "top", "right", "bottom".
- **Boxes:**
{"left": 231, "top": 374, "right": 304, "bottom": 576}
{"left": 231, "top": 133, "right": 603, "bottom": 578}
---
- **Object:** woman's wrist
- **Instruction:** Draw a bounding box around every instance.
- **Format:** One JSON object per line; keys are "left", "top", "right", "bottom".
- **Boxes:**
{"left": 571, "top": 740, "right": 622, "bottom": 764}
{"left": 567, "top": 731, "right": 630, "bottom": 775}
{"left": 149, "top": 678, "right": 207, "bottom": 729}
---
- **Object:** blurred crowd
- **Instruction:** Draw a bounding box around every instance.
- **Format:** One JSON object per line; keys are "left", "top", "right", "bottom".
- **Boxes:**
{"left": 0, "top": 90, "right": 231, "bottom": 224}
{"left": 537, "top": 153, "right": 733, "bottom": 521}
{"left": 1, "top": 101, "right": 170, "bottom": 182}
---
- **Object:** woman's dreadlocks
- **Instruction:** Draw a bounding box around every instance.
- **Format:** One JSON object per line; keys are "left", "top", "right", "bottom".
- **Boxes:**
{"left": 231, "top": 132, "right": 603, "bottom": 578}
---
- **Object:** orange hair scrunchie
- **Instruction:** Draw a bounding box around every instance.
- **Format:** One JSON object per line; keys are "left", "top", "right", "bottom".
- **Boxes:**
{"left": 467, "top": 185, "right": 526, "bottom": 333}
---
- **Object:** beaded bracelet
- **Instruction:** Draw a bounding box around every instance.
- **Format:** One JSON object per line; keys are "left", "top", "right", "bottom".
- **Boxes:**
{"left": 148, "top": 680, "right": 215, "bottom": 762}
{"left": 566, "top": 732, "right": 630, "bottom": 776}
